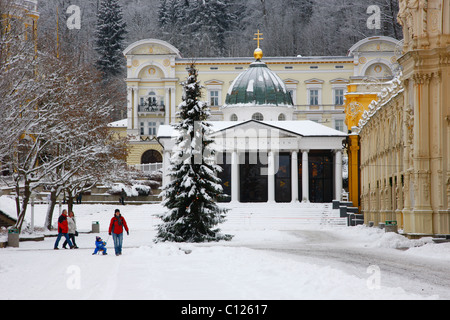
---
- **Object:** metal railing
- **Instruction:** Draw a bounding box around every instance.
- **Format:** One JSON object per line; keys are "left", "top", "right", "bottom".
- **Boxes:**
{"left": 131, "top": 163, "right": 163, "bottom": 173}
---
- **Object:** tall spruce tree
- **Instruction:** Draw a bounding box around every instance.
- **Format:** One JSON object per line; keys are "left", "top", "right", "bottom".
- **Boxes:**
{"left": 155, "top": 64, "right": 232, "bottom": 243}
{"left": 95, "top": 0, "right": 127, "bottom": 78}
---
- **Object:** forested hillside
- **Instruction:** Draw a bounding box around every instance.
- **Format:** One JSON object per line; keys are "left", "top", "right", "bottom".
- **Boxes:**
{"left": 38, "top": 0, "right": 402, "bottom": 62}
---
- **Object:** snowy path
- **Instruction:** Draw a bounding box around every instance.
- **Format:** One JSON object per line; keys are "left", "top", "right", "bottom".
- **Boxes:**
{"left": 1, "top": 199, "right": 450, "bottom": 300}
{"left": 237, "top": 230, "right": 450, "bottom": 299}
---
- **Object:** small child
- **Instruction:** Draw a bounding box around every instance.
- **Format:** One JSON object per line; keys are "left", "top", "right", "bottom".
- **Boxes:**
{"left": 92, "top": 236, "right": 107, "bottom": 255}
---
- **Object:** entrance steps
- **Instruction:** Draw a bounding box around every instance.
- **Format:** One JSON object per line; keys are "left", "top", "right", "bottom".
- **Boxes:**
{"left": 220, "top": 202, "right": 347, "bottom": 230}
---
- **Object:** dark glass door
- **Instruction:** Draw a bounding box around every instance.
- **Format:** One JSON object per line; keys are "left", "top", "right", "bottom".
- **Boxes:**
{"left": 275, "top": 153, "right": 291, "bottom": 203}
{"left": 240, "top": 152, "right": 268, "bottom": 203}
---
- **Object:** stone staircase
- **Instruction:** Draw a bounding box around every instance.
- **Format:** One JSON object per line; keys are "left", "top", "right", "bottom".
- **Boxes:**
{"left": 220, "top": 203, "right": 348, "bottom": 230}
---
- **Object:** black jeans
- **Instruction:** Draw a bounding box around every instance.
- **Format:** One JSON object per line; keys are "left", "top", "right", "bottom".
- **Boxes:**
{"left": 63, "top": 233, "right": 77, "bottom": 248}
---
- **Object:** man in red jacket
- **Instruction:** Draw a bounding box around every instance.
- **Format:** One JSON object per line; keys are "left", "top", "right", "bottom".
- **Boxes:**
{"left": 54, "top": 210, "right": 74, "bottom": 249}
{"left": 109, "top": 209, "right": 129, "bottom": 256}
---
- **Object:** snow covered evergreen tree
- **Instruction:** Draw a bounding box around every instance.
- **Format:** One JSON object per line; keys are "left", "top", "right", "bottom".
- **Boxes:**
{"left": 190, "top": 0, "right": 235, "bottom": 56}
{"left": 95, "top": 0, "right": 127, "bottom": 78}
{"left": 155, "top": 64, "right": 232, "bottom": 243}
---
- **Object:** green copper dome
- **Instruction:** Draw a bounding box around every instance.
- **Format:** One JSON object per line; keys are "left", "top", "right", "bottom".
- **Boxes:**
{"left": 224, "top": 61, "right": 294, "bottom": 107}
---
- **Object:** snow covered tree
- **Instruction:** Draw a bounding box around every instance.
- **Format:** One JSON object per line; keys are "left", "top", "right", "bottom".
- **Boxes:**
{"left": 155, "top": 64, "right": 232, "bottom": 243}
{"left": 95, "top": 0, "right": 127, "bottom": 79}
{"left": 190, "top": 0, "right": 236, "bottom": 56}
{"left": 39, "top": 53, "right": 129, "bottom": 230}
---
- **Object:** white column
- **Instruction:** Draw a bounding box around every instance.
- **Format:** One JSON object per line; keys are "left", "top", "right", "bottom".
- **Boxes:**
{"left": 335, "top": 149, "right": 343, "bottom": 201}
{"left": 127, "top": 88, "right": 133, "bottom": 130}
{"left": 170, "top": 87, "right": 176, "bottom": 124}
{"left": 291, "top": 151, "right": 299, "bottom": 203}
{"left": 133, "top": 87, "right": 139, "bottom": 130}
{"left": 268, "top": 151, "right": 276, "bottom": 203}
{"left": 162, "top": 151, "right": 171, "bottom": 189}
{"left": 231, "top": 151, "right": 240, "bottom": 203}
{"left": 165, "top": 88, "right": 170, "bottom": 125}
{"left": 302, "top": 150, "right": 310, "bottom": 203}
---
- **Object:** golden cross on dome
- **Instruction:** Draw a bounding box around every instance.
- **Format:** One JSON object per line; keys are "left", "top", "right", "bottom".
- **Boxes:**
{"left": 254, "top": 30, "right": 264, "bottom": 48}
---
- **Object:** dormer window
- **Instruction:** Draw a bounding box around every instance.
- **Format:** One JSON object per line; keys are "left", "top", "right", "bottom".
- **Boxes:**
{"left": 252, "top": 113, "right": 264, "bottom": 121}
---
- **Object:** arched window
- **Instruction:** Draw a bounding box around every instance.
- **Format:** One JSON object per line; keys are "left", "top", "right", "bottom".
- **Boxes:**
{"left": 230, "top": 114, "right": 238, "bottom": 121}
{"left": 141, "top": 150, "right": 162, "bottom": 164}
{"left": 278, "top": 113, "right": 286, "bottom": 121}
{"left": 252, "top": 113, "right": 264, "bottom": 121}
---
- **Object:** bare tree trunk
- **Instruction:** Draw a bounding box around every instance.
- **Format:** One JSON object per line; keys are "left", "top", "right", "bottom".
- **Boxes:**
{"left": 15, "top": 179, "right": 31, "bottom": 232}
{"left": 44, "top": 189, "right": 58, "bottom": 230}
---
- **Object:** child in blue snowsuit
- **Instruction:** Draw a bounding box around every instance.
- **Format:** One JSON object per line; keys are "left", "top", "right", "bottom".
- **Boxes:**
{"left": 92, "top": 236, "right": 107, "bottom": 255}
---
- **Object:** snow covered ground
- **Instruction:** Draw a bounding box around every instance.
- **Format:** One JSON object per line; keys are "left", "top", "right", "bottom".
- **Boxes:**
{"left": 1, "top": 195, "right": 449, "bottom": 300}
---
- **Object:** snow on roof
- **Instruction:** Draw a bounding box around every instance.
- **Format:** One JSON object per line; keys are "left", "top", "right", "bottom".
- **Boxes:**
{"left": 108, "top": 119, "right": 127, "bottom": 128}
{"left": 158, "top": 120, "right": 347, "bottom": 138}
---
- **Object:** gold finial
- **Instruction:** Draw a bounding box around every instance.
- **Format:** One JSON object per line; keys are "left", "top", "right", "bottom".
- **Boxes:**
{"left": 253, "top": 30, "right": 264, "bottom": 60}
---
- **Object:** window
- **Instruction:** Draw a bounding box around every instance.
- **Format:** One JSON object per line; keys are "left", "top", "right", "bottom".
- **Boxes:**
{"left": 334, "top": 89, "right": 345, "bottom": 106}
{"left": 148, "top": 122, "right": 157, "bottom": 136}
{"left": 140, "top": 122, "right": 162, "bottom": 136}
{"left": 210, "top": 90, "right": 219, "bottom": 106}
{"left": 278, "top": 114, "right": 286, "bottom": 121}
{"left": 230, "top": 114, "right": 238, "bottom": 121}
{"left": 205, "top": 81, "right": 223, "bottom": 108}
{"left": 309, "top": 89, "right": 319, "bottom": 106}
{"left": 252, "top": 113, "right": 264, "bottom": 121}
{"left": 305, "top": 79, "right": 323, "bottom": 108}
{"left": 335, "top": 119, "right": 345, "bottom": 132}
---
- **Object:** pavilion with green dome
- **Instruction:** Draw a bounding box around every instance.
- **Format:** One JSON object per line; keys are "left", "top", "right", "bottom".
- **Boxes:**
{"left": 158, "top": 33, "right": 348, "bottom": 204}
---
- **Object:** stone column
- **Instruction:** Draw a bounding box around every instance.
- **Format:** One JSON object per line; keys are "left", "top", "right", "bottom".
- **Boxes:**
{"left": 268, "top": 151, "right": 276, "bottom": 203}
{"left": 162, "top": 151, "right": 171, "bottom": 189}
{"left": 231, "top": 151, "right": 240, "bottom": 203}
{"left": 127, "top": 87, "right": 133, "bottom": 130}
{"left": 335, "top": 149, "right": 343, "bottom": 201}
{"left": 165, "top": 88, "right": 170, "bottom": 125}
{"left": 133, "top": 87, "right": 139, "bottom": 131}
{"left": 291, "top": 151, "right": 299, "bottom": 203}
{"left": 170, "top": 87, "right": 176, "bottom": 124}
{"left": 302, "top": 150, "right": 310, "bottom": 202}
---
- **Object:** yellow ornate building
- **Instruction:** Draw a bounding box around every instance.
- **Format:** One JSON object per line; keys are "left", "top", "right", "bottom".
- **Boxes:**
{"left": 351, "top": 0, "right": 450, "bottom": 237}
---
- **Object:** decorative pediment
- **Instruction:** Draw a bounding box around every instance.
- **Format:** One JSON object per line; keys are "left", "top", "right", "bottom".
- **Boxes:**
{"left": 124, "top": 39, "right": 181, "bottom": 58}
{"left": 330, "top": 78, "right": 350, "bottom": 84}
{"left": 204, "top": 79, "right": 225, "bottom": 86}
{"left": 304, "top": 78, "right": 324, "bottom": 85}
{"left": 284, "top": 78, "right": 299, "bottom": 85}
{"left": 348, "top": 36, "right": 401, "bottom": 56}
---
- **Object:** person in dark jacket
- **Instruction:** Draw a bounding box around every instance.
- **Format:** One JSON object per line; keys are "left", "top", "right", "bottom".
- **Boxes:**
{"left": 119, "top": 188, "right": 126, "bottom": 205}
{"left": 54, "top": 209, "right": 74, "bottom": 249}
{"left": 108, "top": 209, "right": 129, "bottom": 256}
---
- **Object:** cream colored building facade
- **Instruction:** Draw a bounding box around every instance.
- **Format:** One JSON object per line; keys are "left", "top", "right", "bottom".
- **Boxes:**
{"left": 356, "top": 0, "right": 450, "bottom": 236}
{"left": 117, "top": 37, "right": 401, "bottom": 169}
